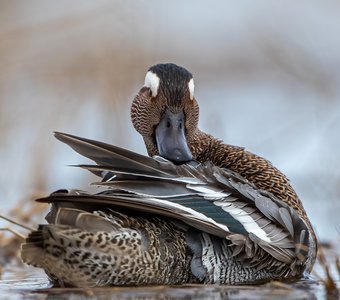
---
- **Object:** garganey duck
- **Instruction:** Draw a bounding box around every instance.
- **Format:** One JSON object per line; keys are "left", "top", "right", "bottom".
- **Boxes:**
{"left": 21, "top": 63, "right": 316, "bottom": 287}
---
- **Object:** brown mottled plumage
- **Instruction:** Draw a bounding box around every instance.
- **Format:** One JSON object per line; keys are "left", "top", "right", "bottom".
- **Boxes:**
{"left": 23, "top": 210, "right": 191, "bottom": 286}
{"left": 191, "top": 131, "right": 305, "bottom": 217}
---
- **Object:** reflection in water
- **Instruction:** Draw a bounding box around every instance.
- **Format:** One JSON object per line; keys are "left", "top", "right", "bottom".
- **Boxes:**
{"left": 0, "top": 265, "right": 332, "bottom": 300}
{"left": 0, "top": 280, "right": 319, "bottom": 300}
{"left": 38, "top": 286, "right": 317, "bottom": 300}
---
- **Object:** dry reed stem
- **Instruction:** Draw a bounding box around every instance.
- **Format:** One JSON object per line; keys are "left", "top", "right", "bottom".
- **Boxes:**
{"left": 317, "top": 242, "right": 339, "bottom": 300}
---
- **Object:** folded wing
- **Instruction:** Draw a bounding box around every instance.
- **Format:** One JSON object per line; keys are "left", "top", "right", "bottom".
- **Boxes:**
{"left": 39, "top": 132, "right": 311, "bottom": 276}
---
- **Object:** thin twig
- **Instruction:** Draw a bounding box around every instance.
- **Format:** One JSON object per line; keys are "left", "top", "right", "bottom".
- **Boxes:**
{"left": 317, "top": 242, "right": 339, "bottom": 299}
{"left": 336, "top": 257, "right": 340, "bottom": 279}
{"left": 0, "top": 228, "right": 25, "bottom": 240}
{"left": 0, "top": 214, "right": 35, "bottom": 231}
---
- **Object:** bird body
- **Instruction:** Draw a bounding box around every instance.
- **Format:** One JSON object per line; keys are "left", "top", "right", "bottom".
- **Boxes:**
{"left": 21, "top": 63, "right": 316, "bottom": 287}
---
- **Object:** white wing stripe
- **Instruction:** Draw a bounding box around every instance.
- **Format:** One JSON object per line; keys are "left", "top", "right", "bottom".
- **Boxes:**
{"left": 141, "top": 197, "right": 231, "bottom": 234}
{"left": 214, "top": 201, "right": 271, "bottom": 243}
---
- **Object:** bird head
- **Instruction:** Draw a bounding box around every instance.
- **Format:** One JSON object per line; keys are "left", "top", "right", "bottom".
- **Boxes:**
{"left": 131, "top": 63, "right": 199, "bottom": 164}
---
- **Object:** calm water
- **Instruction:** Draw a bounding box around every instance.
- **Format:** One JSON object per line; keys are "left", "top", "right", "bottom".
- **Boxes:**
{"left": 0, "top": 270, "right": 324, "bottom": 300}
{"left": 0, "top": 257, "right": 338, "bottom": 300}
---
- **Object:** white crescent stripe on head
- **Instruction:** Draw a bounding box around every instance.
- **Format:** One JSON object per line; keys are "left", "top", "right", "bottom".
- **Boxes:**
{"left": 144, "top": 71, "right": 160, "bottom": 97}
{"left": 188, "top": 78, "right": 194, "bottom": 100}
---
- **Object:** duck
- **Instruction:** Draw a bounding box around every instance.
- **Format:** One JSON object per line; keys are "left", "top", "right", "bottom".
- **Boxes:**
{"left": 21, "top": 63, "right": 316, "bottom": 287}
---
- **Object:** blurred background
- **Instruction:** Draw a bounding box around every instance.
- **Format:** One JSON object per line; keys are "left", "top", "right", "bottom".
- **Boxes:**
{"left": 0, "top": 0, "right": 339, "bottom": 241}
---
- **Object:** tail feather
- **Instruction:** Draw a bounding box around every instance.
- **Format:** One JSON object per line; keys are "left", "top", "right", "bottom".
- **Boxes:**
{"left": 21, "top": 227, "right": 45, "bottom": 267}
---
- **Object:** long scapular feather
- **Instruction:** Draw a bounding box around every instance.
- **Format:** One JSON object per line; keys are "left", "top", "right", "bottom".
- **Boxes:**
{"left": 54, "top": 132, "right": 178, "bottom": 178}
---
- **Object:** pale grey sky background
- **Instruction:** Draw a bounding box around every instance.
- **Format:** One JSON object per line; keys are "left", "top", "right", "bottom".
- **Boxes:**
{"left": 1, "top": 0, "right": 340, "bottom": 240}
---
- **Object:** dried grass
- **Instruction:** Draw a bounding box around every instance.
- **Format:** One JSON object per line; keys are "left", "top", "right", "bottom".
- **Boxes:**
{"left": 315, "top": 242, "right": 340, "bottom": 300}
{"left": 0, "top": 193, "right": 48, "bottom": 276}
